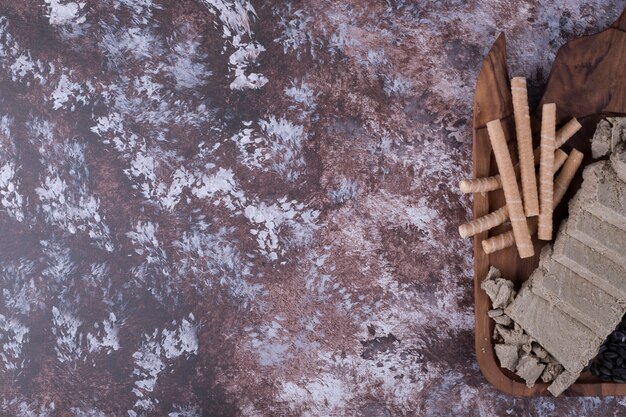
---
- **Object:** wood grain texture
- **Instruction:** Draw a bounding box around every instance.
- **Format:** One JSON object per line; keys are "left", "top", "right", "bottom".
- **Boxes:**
{"left": 474, "top": 7, "right": 626, "bottom": 397}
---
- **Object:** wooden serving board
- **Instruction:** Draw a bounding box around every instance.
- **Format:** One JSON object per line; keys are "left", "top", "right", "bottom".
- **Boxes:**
{"left": 473, "top": 7, "right": 626, "bottom": 396}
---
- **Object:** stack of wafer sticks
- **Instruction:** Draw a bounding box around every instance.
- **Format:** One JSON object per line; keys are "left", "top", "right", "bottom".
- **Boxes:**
{"left": 458, "top": 76, "right": 585, "bottom": 259}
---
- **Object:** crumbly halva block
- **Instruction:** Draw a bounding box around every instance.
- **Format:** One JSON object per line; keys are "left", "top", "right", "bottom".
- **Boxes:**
{"left": 553, "top": 233, "right": 626, "bottom": 302}
{"left": 488, "top": 309, "right": 511, "bottom": 325}
{"left": 541, "top": 363, "right": 564, "bottom": 384}
{"left": 573, "top": 162, "right": 626, "bottom": 231}
{"left": 532, "top": 344, "right": 549, "bottom": 360}
{"left": 591, "top": 118, "right": 613, "bottom": 158}
{"left": 609, "top": 117, "right": 626, "bottom": 146}
{"left": 493, "top": 284, "right": 515, "bottom": 310}
{"left": 611, "top": 142, "right": 626, "bottom": 183}
{"left": 481, "top": 267, "right": 515, "bottom": 309}
{"left": 591, "top": 117, "right": 626, "bottom": 158}
{"left": 547, "top": 371, "right": 579, "bottom": 397}
{"left": 520, "top": 338, "right": 533, "bottom": 354}
{"left": 530, "top": 247, "right": 622, "bottom": 336}
{"left": 482, "top": 268, "right": 569, "bottom": 389}
{"left": 515, "top": 354, "right": 546, "bottom": 388}
{"left": 566, "top": 208, "right": 626, "bottom": 271}
{"left": 494, "top": 344, "right": 519, "bottom": 372}
{"left": 590, "top": 173, "right": 626, "bottom": 230}
{"left": 505, "top": 286, "right": 601, "bottom": 374}
{"left": 493, "top": 314, "right": 512, "bottom": 326}
{"left": 494, "top": 324, "right": 532, "bottom": 347}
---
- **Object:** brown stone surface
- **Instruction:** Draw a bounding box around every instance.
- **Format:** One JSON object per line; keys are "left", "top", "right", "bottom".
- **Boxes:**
{"left": 0, "top": 0, "right": 625, "bottom": 415}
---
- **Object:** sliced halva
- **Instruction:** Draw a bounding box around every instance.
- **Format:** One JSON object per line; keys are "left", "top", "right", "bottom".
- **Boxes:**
{"left": 552, "top": 233, "right": 626, "bottom": 302}
{"left": 572, "top": 162, "right": 626, "bottom": 231}
{"left": 566, "top": 208, "right": 626, "bottom": 271}
{"left": 505, "top": 286, "right": 601, "bottom": 374}
{"left": 529, "top": 247, "right": 622, "bottom": 336}
{"left": 547, "top": 371, "right": 579, "bottom": 397}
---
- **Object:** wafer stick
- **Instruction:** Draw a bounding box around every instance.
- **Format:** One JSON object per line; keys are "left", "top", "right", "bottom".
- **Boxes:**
{"left": 459, "top": 151, "right": 567, "bottom": 238}
{"left": 512, "top": 77, "right": 539, "bottom": 216}
{"left": 553, "top": 149, "right": 584, "bottom": 204}
{"left": 459, "top": 177, "right": 501, "bottom": 193}
{"left": 556, "top": 118, "right": 582, "bottom": 147}
{"left": 486, "top": 119, "right": 534, "bottom": 258}
{"left": 481, "top": 149, "right": 584, "bottom": 254}
{"left": 459, "top": 118, "right": 581, "bottom": 193}
{"left": 482, "top": 231, "right": 516, "bottom": 255}
{"left": 538, "top": 103, "right": 556, "bottom": 240}
{"left": 553, "top": 149, "right": 568, "bottom": 173}
{"left": 530, "top": 119, "right": 583, "bottom": 161}
{"left": 459, "top": 206, "right": 509, "bottom": 238}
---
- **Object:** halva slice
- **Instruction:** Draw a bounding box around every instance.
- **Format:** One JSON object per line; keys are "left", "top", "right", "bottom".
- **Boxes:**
{"left": 505, "top": 286, "right": 600, "bottom": 373}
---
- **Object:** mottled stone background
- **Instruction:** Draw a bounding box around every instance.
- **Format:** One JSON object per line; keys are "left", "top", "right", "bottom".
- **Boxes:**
{"left": 0, "top": 0, "right": 624, "bottom": 416}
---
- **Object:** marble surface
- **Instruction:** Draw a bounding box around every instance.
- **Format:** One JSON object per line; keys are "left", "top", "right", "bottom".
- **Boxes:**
{"left": 0, "top": 0, "right": 624, "bottom": 415}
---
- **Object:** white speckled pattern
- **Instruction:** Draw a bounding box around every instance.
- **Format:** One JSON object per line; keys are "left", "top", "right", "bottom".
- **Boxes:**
{"left": 0, "top": 1, "right": 624, "bottom": 415}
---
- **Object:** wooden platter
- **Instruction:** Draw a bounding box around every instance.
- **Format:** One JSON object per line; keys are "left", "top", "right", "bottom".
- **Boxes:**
{"left": 473, "top": 7, "right": 626, "bottom": 396}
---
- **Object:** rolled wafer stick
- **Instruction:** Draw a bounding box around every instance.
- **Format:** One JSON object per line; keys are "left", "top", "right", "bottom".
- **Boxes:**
{"left": 486, "top": 119, "right": 534, "bottom": 258}
{"left": 459, "top": 177, "right": 500, "bottom": 193}
{"left": 553, "top": 148, "right": 584, "bottom": 204}
{"left": 459, "top": 118, "right": 581, "bottom": 193}
{"left": 481, "top": 231, "right": 516, "bottom": 255}
{"left": 556, "top": 118, "right": 582, "bottom": 147}
{"left": 481, "top": 149, "right": 584, "bottom": 254}
{"left": 459, "top": 206, "right": 509, "bottom": 238}
{"left": 512, "top": 77, "right": 539, "bottom": 216}
{"left": 538, "top": 103, "right": 556, "bottom": 240}
{"left": 459, "top": 177, "right": 501, "bottom": 193}
{"left": 459, "top": 151, "right": 567, "bottom": 239}
{"left": 553, "top": 149, "right": 568, "bottom": 173}
{"left": 529, "top": 119, "right": 583, "bottom": 162}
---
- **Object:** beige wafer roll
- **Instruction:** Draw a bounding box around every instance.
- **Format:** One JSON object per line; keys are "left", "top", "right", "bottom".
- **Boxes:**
{"left": 553, "top": 149, "right": 568, "bottom": 173}
{"left": 458, "top": 206, "right": 509, "bottom": 238}
{"left": 556, "top": 118, "right": 582, "bottom": 147}
{"left": 532, "top": 147, "right": 567, "bottom": 174}
{"left": 459, "top": 118, "right": 581, "bottom": 194}
{"left": 538, "top": 103, "right": 556, "bottom": 240}
{"left": 458, "top": 176, "right": 503, "bottom": 193}
{"left": 486, "top": 119, "right": 534, "bottom": 258}
{"left": 459, "top": 151, "right": 567, "bottom": 239}
{"left": 511, "top": 77, "right": 539, "bottom": 216}
{"left": 481, "top": 231, "right": 517, "bottom": 255}
{"left": 482, "top": 149, "right": 584, "bottom": 254}
{"left": 530, "top": 118, "right": 582, "bottom": 161}
{"left": 459, "top": 177, "right": 501, "bottom": 193}
{"left": 553, "top": 148, "right": 584, "bottom": 204}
